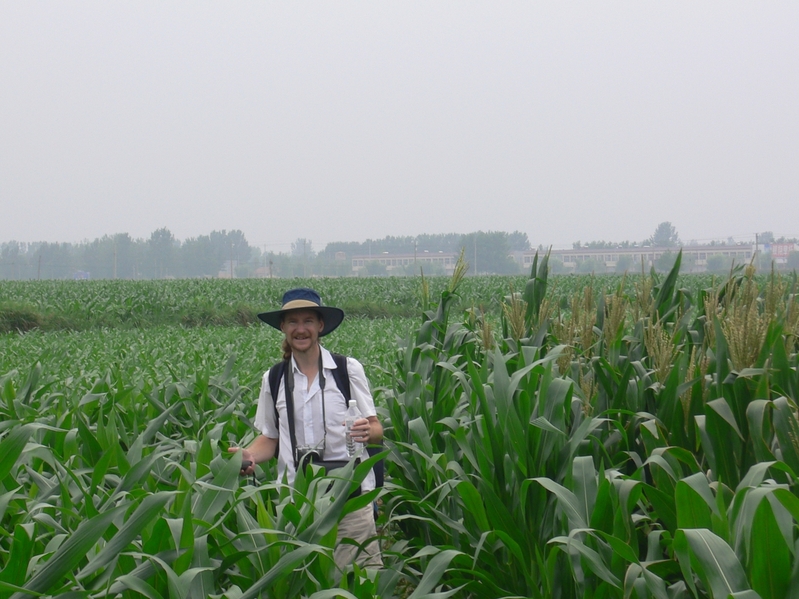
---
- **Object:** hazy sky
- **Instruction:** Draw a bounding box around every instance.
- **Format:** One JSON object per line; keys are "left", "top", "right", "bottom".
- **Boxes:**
{"left": 2, "top": 2, "right": 797, "bottom": 252}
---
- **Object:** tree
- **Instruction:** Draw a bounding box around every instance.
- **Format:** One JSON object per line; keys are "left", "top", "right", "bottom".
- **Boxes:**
{"left": 147, "top": 227, "right": 176, "bottom": 278}
{"left": 0, "top": 241, "right": 23, "bottom": 279}
{"left": 655, "top": 251, "right": 679, "bottom": 273}
{"left": 649, "top": 222, "right": 680, "bottom": 247}
{"left": 81, "top": 236, "right": 116, "bottom": 279}
{"left": 681, "top": 252, "right": 697, "bottom": 273}
{"left": 706, "top": 253, "right": 733, "bottom": 273}
{"left": 577, "top": 258, "right": 607, "bottom": 274}
{"left": 506, "top": 231, "right": 532, "bottom": 252}
{"left": 364, "top": 260, "right": 388, "bottom": 276}
{"left": 36, "top": 242, "right": 75, "bottom": 279}
{"left": 112, "top": 233, "right": 139, "bottom": 279}
{"left": 460, "top": 231, "right": 520, "bottom": 274}
{"left": 210, "top": 230, "right": 252, "bottom": 274}
{"left": 291, "top": 238, "right": 314, "bottom": 258}
{"left": 548, "top": 257, "right": 566, "bottom": 274}
{"left": 615, "top": 254, "right": 633, "bottom": 273}
{"left": 754, "top": 250, "right": 773, "bottom": 272}
{"left": 181, "top": 235, "right": 218, "bottom": 277}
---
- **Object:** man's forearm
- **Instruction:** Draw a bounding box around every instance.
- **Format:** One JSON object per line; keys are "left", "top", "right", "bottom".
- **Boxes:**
{"left": 248, "top": 435, "right": 278, "bottom": 463}
{"left": 366, "top": 416, "right": 383, "bottom": 445}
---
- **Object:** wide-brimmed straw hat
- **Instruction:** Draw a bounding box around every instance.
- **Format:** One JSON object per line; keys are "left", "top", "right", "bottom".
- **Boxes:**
{"left": 257, "top": 288, "right": 344, "bottom": 336}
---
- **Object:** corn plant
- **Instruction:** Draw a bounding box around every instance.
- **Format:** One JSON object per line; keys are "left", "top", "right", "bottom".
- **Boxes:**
{"left": 383, "top": 251, "right": 799, "bottom": 598}
{"left": 0, "top": 340, "right": 458, "bottom": 598}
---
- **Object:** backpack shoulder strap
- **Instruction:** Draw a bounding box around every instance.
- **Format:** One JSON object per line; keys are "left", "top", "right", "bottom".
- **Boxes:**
{"left": 268, "top": 360, "right": 286, "bottom": 406}
{"left": 330, "top": 353, "right": 351, "bottom": 403}
{"left": 266, "top": 360, "right": 287, "bottom": 461}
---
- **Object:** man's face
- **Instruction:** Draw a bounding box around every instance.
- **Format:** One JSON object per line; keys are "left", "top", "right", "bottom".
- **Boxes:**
{"left": 280, "top": 309, "right": 324, "bottom": 354}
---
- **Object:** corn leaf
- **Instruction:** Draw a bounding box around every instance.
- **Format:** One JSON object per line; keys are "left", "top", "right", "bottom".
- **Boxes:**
{"left": 749, "top": 496, "right": 791, "bottom": 599}
{"left": 0, "top": 425, "right": 32, "bottom": 481}
{"left": 673, "top": 528, "right": 751, "bottom": 599}
{"left": 10, "top": 504, "right": 125, "bottom": 599}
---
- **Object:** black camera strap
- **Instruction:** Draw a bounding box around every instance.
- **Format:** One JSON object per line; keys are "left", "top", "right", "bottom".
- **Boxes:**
{"left": 284, "top": 351, "right": 327, "bottom": 469}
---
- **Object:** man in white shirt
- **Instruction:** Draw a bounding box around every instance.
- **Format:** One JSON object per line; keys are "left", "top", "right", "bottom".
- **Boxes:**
{"left": 231, "top": 288, "right": 383, "bottom": 568}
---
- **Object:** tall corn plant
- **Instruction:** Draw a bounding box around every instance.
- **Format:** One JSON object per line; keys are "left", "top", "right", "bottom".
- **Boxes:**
{"left": 384, "top": 251, "right": 799, "bottom": 598}
{"left": 384, "top": 252, "right": 613, "bottom": 598}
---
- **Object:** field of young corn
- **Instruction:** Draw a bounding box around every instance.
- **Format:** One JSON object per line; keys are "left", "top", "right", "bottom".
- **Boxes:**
{"left": 2, "top": 255, "right": 799, "bottom": 598}
{"left": 0, "top": 273, "right": 722, "bottom": 332}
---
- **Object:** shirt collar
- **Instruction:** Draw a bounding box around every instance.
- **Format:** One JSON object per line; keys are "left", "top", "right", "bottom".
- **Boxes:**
{"left": 320, "top": 345, "right": 338, "bottom": 370}
{"left": 289, "top": 345, "right": 338, "bottom": 373}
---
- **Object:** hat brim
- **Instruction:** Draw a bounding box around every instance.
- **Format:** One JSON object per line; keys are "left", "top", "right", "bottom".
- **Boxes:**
{"left": 257, "top": 305, "right": 344, "bottom": 337}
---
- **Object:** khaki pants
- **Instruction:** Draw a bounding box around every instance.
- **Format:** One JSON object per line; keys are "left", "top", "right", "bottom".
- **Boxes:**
{"left": 334, "top": 504, "right": 383, "bottom": 569}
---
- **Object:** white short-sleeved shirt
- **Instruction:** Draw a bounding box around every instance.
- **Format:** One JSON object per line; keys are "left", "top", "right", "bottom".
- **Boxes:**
{"left": 254, "top": 346, "right": 377, "bottom": 489}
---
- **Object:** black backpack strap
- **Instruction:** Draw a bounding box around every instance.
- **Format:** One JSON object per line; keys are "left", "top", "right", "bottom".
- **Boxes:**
{"left": 330, "top": 353, "right": 351, "bottom": 401}
{"left": 268, "top": 360, "right": 286, "bottom": 406}
{"left": 267, "top": 360, "right": 287, "bottom": 460}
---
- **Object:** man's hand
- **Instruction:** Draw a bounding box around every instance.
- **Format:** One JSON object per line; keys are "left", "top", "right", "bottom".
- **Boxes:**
{"left": 228, "top": 435, "right": 278, "bottom": 476}
{"left": 228, "top": 447, "right": 256, "bottom": 475}
{"left": 349, "top": 416, "right": 383, "bottom": 445}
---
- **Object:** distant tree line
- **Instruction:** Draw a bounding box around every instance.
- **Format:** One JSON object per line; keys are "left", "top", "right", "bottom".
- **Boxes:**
{"left": 0, "top": 229, "right": 253, "bottom": 280}
{"left": 11, "top": 221, "right": 791, "bottom": 280}
{"left": 0, "top": 229, "right": 532, "bottom": 280}
{"left": 572, "top": 221, "right": 683, "bottom": 250}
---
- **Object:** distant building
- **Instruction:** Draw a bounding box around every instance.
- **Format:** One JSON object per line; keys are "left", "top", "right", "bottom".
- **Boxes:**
{"left": 519, "top": 244, "right": 756, "bottom": 273}
{"left": 770, "top": 243, "right": 796, "bottom": 264}
{"left": 352, "top": 252, "right": 458, "bottom": 275}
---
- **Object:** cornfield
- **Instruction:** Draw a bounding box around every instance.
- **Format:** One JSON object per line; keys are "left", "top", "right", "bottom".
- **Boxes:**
{"left": 2, "top": 256, "right": 799, "bottom": 598}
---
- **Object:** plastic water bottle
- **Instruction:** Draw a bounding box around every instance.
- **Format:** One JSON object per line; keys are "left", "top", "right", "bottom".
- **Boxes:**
{"left": 345, "top": 400, "right": 363, "bottom": 458}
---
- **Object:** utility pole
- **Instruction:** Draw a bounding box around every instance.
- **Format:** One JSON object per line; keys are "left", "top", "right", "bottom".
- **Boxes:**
{"left": 113, "top": 241, "right": 117, "bottom": 279}
{"left": 37, "top": 254, "right": 41, "bottom": 280}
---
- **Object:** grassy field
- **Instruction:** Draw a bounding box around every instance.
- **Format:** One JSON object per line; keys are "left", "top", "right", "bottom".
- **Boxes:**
{"left": 0, "top": 271, "right": 722, "bottom": 332}
{"left": 2, "top": 260, "right": 799, "bottom": 598}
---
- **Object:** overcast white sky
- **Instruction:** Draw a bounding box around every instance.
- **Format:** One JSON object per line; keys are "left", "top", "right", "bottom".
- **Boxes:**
{"left": 1, "top": 2, "right": 797, "bottom": 251}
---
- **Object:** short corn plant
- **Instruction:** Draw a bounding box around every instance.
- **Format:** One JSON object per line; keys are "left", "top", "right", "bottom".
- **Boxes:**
{"left": 0, "top": 351, "right": 456, "bottom": 598}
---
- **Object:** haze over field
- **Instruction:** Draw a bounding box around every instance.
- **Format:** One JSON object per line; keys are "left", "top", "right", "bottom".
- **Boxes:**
{"left": 1, "top": 2, "right": 797, "bottom": 251}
